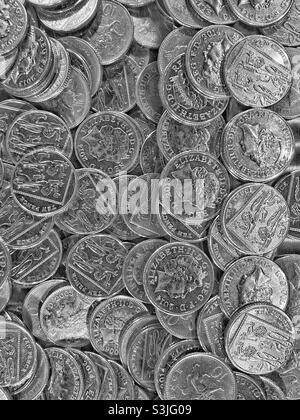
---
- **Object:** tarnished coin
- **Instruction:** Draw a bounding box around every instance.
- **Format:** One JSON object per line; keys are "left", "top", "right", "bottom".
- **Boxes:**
{"left": 3, "top": 27, "right": 53, "bottom": 98}
{"left": 165, "top": 353, "right": 237, "bottom": 400}
{"left": 225, "top": 303, "right": 295, "bottom": 375}
{"left": 0, "top": 387, "right": 11, "bottom": 400}
{"left": 75, "top": 112, "right": 141, "bottom": 177}
{"left": 160, "top": 54, "right": 229, "bottom": 126}
{"left": 0, "top": 0, "right": 27, "bottom": 56}
{"left": 0, "top": 278, "right": 11, "bottom": 312}
{"left": 41, "top": 67, "right": 91, "bottom": 129}
{"left": 144, "top": 242, "right": 215, "bottom": 315}
{"left": 127, "top": 107, "right": 156, "bottom": 141}
{"left": 60, "top": 36, "right": 102, "bottom": 97}
{"left": 40, "top": 286, "right": 91, "bottom": 348}
{"left": 89, "top": 296, "right": 147, "bottom": 360}
{"left": 127, "top": 322, "right": 173, "bottom": 391}
{"left": 224, "top": 35, "right": 292, "bottom": 108}
{"left": 156, "top": 309, "right": 198, "bottom": 340}
{"left": 69, "top": 350, "right": 100, "bottom": 401}
{"left": 0, "top": 181, "right": 54, "bottom": 249}
{"left": 271, "top": 48, "right": 300, "bottom": 120}
{"left": 87, "top": 0, "right": 133, "bottom": 65}
{"left": 163, "top": 0, "right": 208, "bottom": 28}
{"left": 276, "top": 171, "right": 300, "bottom": 239}
{"left": 157, "top": 112, "right": 224, "bottom": 161}
{"left": 11, "top": 148, "right": 77, "bottom": 217}
{"left": 85, "top": 352, "right": 118, "bottom": 400}
{"left": 136, "top": 62, "right": 163, "bottom": 123}
{"left": 220, "top": 256, "right": 289, "bottom": 317}
{"left": 130, "top": 3, "right": 173, "bottom": 49}
{"left": 261, "top": 0, "right": 300, "bottom": 47}
{"left": 186, "top": 26, "right": 244, "bottom": 99}
{"left": 235, "top": 373, "right": 266, "bottom": 400}
{"left": 278, "top": 349, "right": 300, "bottom": 400}
{"left": 259, "top": 376, "right": 286, "bottom": 400}
{"left": 10, "top": 230, "right": 62, "bottom": 288}
{"left": 197, "top": 296, "right": 227, "bottom": 360}
{"left": 123, "top": 239, "right": 167, "bottom": 303}
{"left": 221, "top": 183, "right": 290, "bottom": 255}
{"left": 155, "top": 339, "right": 201, "bottom": 400}
{"left": 140, "top": 132, "right": 164, "bottom": 174}
{"left": 226, "top": 0, "right": 293, "bottom": 27}
{"left": 22, "top": 279, "right": 68, "bottom": 343}
{"left": 109, "top": 360, "right": 135, "bottom": 400}
{"left": 276, "top": 255, "right": 300, "bottom": 349}
{"left": 160, "top": 151, "right": 230, "bottom": 224}
{"left": 0, "top": 320, "right": 37, "bottom": 387}
{"left": 16, "top": 344, "right": 50, "bottom": 401}
{"left": 223, "top": 109, "right": 294, "bottom": 183}
{"left": 6, "top": 110, "right": 73, "bottom": 164}
{"left": 55, "top": 168, "right": 116, "bottom": 235}
{"left": 45, "top": 347, "right": 84, "bottom": 400}
{"left": 66, "top": 234, "right": 128, "bottom": 299}
{"left": 190, "top": 0, "right": 238, "bottom": 24}
{"left": 92, "top": 56, "right": 139, "bottom": 113}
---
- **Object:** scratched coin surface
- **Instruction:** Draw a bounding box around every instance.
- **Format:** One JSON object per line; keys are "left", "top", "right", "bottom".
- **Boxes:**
{"left": 55, "top": 168, "right": 116, "bottom": 235}
{"left": 40, "top": 286, "right": 91, "bottom": 348}
{"left": 190, "top": 0, "right": 238, "bottom": 24}
{"left": 75, "top": 112, "right": 141, "bottom": 177}
{"left": 224, "top": 35, "right": 292, "bottom": 108}
{"left": 11, "top": 148, "right": 77, "bottom": 216}
{"left": 89, "top": 296, "right": 147, "bottom": 360}
{"left": 225, "top": 303, "right": 295, "bottom": 375}
{"left": 66, "top": 234, "right": 128, "bottom": 299}
{"left": 226, "top": 0, "right": 293, "bottom": 27}
{"left": 155, "top": 339, "right": 202, "bottom": 400}
{"left": 136, "top": 62, "right": 163, "bottom": 124}
{"left": 85, "top": 351, "right": 117, "bottom": 400}
{"left": 10, "top": 230, "right": 62, "bottom": 288}
{"left": 165, "top": 353, "right": 237, "bottom": 400}
{"left": 0, "top": 0, "right": 27, "bottom": 56}
{"left": 144, "top": 242, "right": 215, "bottom": 315}
{"left": 160, "top": 54, "right": 229, "bottom": 126}
{"left": 219, "top": 256, "right": 289, "bottom": 317}
{"left": 122, "top": 239, "right": 167, "bottom": 303}
{"left": 157, "top": 112, "right": 224, "bottom": 161}
{"left": 276, "top": 171, "right": 300, "bottom": 239}
{"left": 221, "top": 183, "right": 290, "bottom": 255}
{"left": 221, "top": 109, "right": 294, "bottom": 183}
{"left": 140, "top": 132, "right": 164, "bottom": 174}
{"left": 235, "top": 373, "right": 266, "bottom": 400}
{"left": 44, "top": 347, "right": 84, "bottom": 400}
{"left": 0, "top": 320, "right": 37, "bottom": 387}
{"left": 156, "top": 309, "right": 198, "bottom": 340}
{"left": 6, "top": 111, "right": 73, "bottom": 164}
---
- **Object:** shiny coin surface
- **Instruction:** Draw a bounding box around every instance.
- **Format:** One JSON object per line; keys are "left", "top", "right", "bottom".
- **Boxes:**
{"left": 0, "top": 278, "right": 11, "bottom": 312}
{"left": 55, "top": 168, "right": 116, "bottom": 235}
{"left": 40, "top": 286, "right": 91, "bottom": 348}
{"left": 0, "top": 387, "right": 11, "bottom": 400}
{"left": 128, "top": 41, "right": 151, "bottom": 74}
{"left": 6, "top": 110, "right": 73, "bottom": 164}
{"left": 225, "top": 303, "right": 295, "bottom": 375}
{"left": 190, "top": 0, "right": 238, "bottom": 24}
{"left": 11, "top": 148, "right": 77, "bottom": 217}
{"left": 220, "top": 256, "right": 290, "bottom": 317}
{"left": 186, "top": 25, "right": 244, "bottom": 99}
{"left": 157, "top": 112, "right": 224, "bottom": 161}
{"left": 75, "top": 111, "right": 141, "bottom": 177}
{"left": 165, "top": 353, "right": 237, "bottom": 400}
{"left": 226, "top": 0, "right": 293, "bottom": 27}
{"left": 127, "top": 107, "right": 156, "bottom": 141}
{"left": 0, "top": 0, "right": 27, "bottom": 56}
{"left": 278, "top": 349, "right": 300, "bottom": 400}
{"left": 0, "top": 320, "right": 37, "bottom": 387}
{"left": 144, "top": 242, "right": 215, "bottom": 315}
{"left": 89, "top": 296, "right": 147, "bottom": 360}
{"left": 122, "top": 239, "right": 167, "bottom": 303}
{"left": 85, "top": 351, "right": 118, "bottom": 400}
{"left": 224, "top": 35, "right": 292, "bottom": 108}
{"left": 69, "top": 350, "right": 100, "bottom": 401}
{"left": 140, "top": 132, "right": 164, "bottom": 174}
{"left": 221, "top": 183, "right": 290, "bottom": 255}
{"left": 156, "top": 309, "right": 198, "bottom": 340}
{"left": 259, "top": 376, "right": 286, "bottom": 400}
{"left": 136, "top": 62, "right": 163, "bottom": 123}
{"left": 160, "top": 54, "right": 229, "bottom": 126}
{"left": 163, "top": 0, "right": 207, "bottom": 28}
{"left": 0, "top": 240, "right": 10, "bottom": 289}
{"left": 109, "top": 360, "right": 135, "bottom": 400}
{"left": 44, "top": 347, "right": 84, "bottom": 400}
{"left": 66, "top": 234, "right": 128, "bottom": 299}
{"left": 221, "top": 109, "right": 295, "bottom": 183}
{"left": 235, "top": 372, "right": 266, "bottom": 400}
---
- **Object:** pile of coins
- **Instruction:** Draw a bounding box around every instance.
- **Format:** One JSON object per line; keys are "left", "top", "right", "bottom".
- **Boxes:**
{"left": 0, "top": 0, "right": 300, "bottom": 401}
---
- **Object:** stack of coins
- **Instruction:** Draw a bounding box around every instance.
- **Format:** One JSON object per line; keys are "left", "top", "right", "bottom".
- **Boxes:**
{"left": 0, "top": 0, "right": 300, "bottom": 401}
